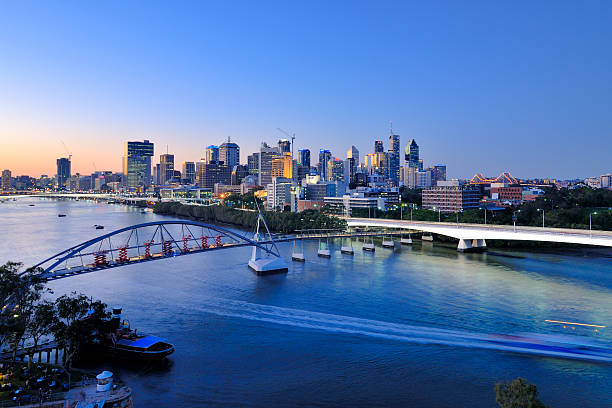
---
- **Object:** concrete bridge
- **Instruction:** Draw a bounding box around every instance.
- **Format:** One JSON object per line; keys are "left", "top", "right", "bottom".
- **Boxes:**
{"left": 345, "top": 217, "right": 612, "bottom": 251}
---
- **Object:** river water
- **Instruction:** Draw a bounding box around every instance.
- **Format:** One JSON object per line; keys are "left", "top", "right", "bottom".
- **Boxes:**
{"left": 1, "top": 198, "right": 611, "bottom": 407}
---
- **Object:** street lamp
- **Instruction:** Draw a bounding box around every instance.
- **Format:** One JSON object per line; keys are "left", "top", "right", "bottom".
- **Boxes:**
{"left": 512, "top": 209, "right": 521, "bottom": 232}
{"left": 537, "top": 208, "right": 545, "bottom": 228}
{"left": 589, "top": 211, "right": 598, "bottom": 238}
{"left": 480, "top": 207, "right": 487, "bottom": 225}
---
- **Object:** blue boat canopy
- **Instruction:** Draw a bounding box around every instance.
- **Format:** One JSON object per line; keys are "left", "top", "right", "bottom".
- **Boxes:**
{"left": 117, "top": 336, "right": 167, "bottom": 349}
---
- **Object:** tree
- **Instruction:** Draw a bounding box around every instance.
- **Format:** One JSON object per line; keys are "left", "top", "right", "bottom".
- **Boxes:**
{"left": 53, "top": 293, "right": 109, "bottom": 370}
{"left": 0, "top": 262, "right": 47, "bottom": 360}
{"left": 24, "top": 301, "right": 57, "bottom": 368}
{"left": 495, "top": 377, "right": 548, "bottom": 408}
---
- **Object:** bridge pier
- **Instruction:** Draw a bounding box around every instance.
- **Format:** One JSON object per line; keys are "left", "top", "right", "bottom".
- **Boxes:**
{"left": 340, "top": 237, "right": 354, "bottom": 254}
{"left": 291, "top": 239, "right": 305, "bottom": 262}
{"left": 457, "top": 239, "right": 487, "bottom": 252}
{"left": 400, "top": 234, "right": 413, "bottom": 245}
{"left": 317, "top": 238, "right": 331, "bottom": 258}
{"left": 382, "top": 236, "right": 396, "bottom": 249}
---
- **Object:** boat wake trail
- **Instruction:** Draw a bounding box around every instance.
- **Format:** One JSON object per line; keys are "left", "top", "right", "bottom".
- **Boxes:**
{"left": 194, "top": 298, "right": 612, "bottom": 363}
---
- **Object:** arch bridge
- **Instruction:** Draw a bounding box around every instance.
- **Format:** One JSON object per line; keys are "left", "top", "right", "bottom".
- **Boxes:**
{"left": 30, "top": 221, "right": 281, "bottom": 281}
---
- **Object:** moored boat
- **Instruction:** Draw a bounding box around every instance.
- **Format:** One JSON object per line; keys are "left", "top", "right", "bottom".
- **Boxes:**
{"left": 90, "top": 308, "right": 174, "bottom": 360}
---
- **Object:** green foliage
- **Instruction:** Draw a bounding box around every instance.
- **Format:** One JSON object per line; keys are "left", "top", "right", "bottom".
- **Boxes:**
{"left": 0, "top": 262, "right": 48, "bottom": 361}
{"left": 52, "top": 293, "right": 109, "bottom": 369}
{"left": 352, "top": 187, "right": 612, "bottom": 231}
{"left": 153, "top": 201, "right": 347, "bottom": 233}
{"left": 495, "top": 378, "right": 548, "bottom": 408}
{"left": 1, "top": 263, "right": 110, "bottom": 371}
{"left": 399, "top": 186, "right": 422, "bottom": 206}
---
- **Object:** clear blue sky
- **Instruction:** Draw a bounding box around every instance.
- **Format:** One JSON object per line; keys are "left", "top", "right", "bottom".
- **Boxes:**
{"left": 1, "top": 1, "right": 611, "bottom": 179}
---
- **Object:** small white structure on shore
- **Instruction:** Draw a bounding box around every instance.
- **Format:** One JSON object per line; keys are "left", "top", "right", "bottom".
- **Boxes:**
{"left": 96, "top": 371, "right": 113, "bottom": 392}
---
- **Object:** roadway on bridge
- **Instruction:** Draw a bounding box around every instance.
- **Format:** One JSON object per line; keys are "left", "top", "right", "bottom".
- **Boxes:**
{"left": 345, "top": 217, "right": 612, "bottom": 248}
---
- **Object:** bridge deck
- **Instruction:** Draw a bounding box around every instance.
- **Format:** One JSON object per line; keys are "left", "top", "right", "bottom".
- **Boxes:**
{"left": 346, "top": 218, "right": 612, "bottom": 247}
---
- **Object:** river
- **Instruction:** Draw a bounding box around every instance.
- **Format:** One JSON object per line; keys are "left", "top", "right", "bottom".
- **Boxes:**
{"left": 1, "top": 198, "right": 611, "bottom": 407}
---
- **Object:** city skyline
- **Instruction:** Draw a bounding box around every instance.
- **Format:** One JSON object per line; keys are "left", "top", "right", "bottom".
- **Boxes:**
{"left": 1, "top": 1, "right": 611, "bottom": 179}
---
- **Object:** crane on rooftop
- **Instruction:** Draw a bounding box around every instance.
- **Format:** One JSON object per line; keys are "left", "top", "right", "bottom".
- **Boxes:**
{"left": 276, "top": 128, "right": 295, "bottom": 157}
{"left": 60, "top": 139, "right": 72, "bottom": 161}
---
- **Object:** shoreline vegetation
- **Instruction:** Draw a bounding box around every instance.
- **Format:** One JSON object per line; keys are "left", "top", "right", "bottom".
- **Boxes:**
{"left": 153, "top": 201, "right": 347, "bottom": 234}
{"left": 1, "top": 262, "right": 112, "bottom": 403}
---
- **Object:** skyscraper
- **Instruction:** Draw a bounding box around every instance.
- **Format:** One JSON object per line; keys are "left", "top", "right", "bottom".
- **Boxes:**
{"left": 219, "top": 138, "right": 240, "bottom": 167}
{"left": 1, "top": 170, "right": 11, "bottom": 190}
{"left": 298, "top": 149, "right": 311, "bottom": 168}
{"left": 374, "top": 140, "right": 384, "bottom": 153}
{"left": 205, "top": 145, "right": 219, "bottom": 164}
{"left": 318, "top": 149, "right": 332, "bottom": 181}
{"left": 405, "top": 139, "right": 420, "bottom": 169}
{"left": 327, "top": 158, "right": 345, "bottom": 182}
{"left": 278, "top": 139, "right": 291, "bottom": 154}
{"left": 271, "top": 153, "right": 294, "bottom": 179}
{"left": 196, "top": 162, "right": 231, "bottom": 188}
{"left": 123, "top": 140, "right": 154, "bottom": 190}
{"left": 182, "top": 161, "right": 196, "bottom": 184}
{"left": 56, "top": 157, "right": 71, "bottom": 189}
{"left": 432, "top": 164, "right": 447, "bottom": 185}
{"left": 346, "top": 146, "right": 359, "bottom": 183}
{"left": 388, "top": 133, "right": 400, "bottom": 185}
{"left": 247, "top": 153, "right": 260, "bottom": 176}
{"left": 258, "top": 142, "right": 281, "bottom": 186}
{"left": 159, "top": 154, "right": 175, "bottom": 184}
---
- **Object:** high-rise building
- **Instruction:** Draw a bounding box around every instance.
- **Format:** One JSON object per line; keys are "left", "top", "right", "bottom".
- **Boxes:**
{"left": 388, "top": 133, "right": 400, "bottom": 185}
{"left": 298, "top": 149, "right": 311, "bottom": 168}
{"left": 247, "top": 153, "right": 260, "bottom": 176}
{"left": 346, "top": 146, "right": 359, "bottom": 183}
{"left": 364, "top": 153, "right": 376, "bottom": 172}
{"left": 318, "top": 149, "right": 332, "bottom": 181}
{"left": 182, "top": 161, "right": 196, "bottom": 184}
{"left": 327, "top": 158, "right": 345, "bottom": 182}
{"left": 266, "top": 177, "right": 293, "bottom": 211}
{"left": 405, "top": 139, "right": 420, "bottom": 169}
{"left": 205, "top": 145, "right": 219, "bottom": 164}
{"left": 231, "top": 164, "right": 248, "bottom": 185}
{"left": 196, "top": 162, "right": 231, "bottom": 189}
{"left": 258, "top": 142, "right": 281, "bottom": 186}
{"left": 374, "top": 140, "right": 384, "bottom": 153}
{"left": 159, "top": 154, "right": 175, "bottom": 185}
{"left": 432, "top": 165, "right": 447, "bottom": 185}
{"left": 278, "top": 139, "right": 291, "bottom": 154}
{"left": 374, "top": 151, "right": 387, "bottom": 175}
{"left": 56, "top": 157, "right": 71, "bottom": 189}
{"left": 271, "top": 153, "right": 294, "bottom": 179}
{"left": 1, "top": 170, "right": 11, "bottom": 190}
{"left": 123, "top": 140, "right": 154, "bottom": 190}
{"left": 219, "top": 138, "right": 240, "bottom": 168}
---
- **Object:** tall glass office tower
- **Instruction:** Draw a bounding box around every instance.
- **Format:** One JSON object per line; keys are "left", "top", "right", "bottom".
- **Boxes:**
{"left": 123, "top": 140, "right": 154, "bottom": 190}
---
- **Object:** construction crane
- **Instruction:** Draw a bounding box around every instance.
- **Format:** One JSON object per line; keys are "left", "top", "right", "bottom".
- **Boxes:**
{"left": 276, "top": 128, "right": 295, "bottom": 157}
{"left": 60, "top": 139, "right": 72, "bottom": 161}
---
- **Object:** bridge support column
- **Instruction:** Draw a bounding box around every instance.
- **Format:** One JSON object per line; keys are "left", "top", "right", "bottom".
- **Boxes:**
{"left": 248, "top": 245, "right": 288, "bottom": 275}
{"left": 457, "top": 239, "right": 487, "bottom": 252}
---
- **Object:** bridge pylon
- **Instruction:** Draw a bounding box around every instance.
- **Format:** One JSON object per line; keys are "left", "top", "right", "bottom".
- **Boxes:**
{"left": 248, "top": 200, "right": 288, "bottom": 275}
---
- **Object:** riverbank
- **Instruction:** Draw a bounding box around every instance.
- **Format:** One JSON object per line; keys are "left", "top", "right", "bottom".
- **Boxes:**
{"left": 153, "top": 201, "right": 346, "bottom": 233}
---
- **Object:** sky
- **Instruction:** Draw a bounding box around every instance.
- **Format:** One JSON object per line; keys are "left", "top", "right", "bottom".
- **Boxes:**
{"left": 1, "top": 0, "right": 611, "bottom": 180}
